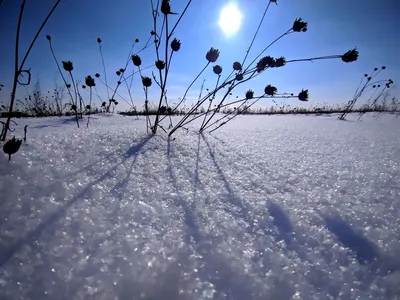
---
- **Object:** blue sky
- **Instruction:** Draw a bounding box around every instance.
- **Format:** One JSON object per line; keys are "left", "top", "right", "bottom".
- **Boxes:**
{"left": 0, "top": 0, "right": 399, "bottom": 111}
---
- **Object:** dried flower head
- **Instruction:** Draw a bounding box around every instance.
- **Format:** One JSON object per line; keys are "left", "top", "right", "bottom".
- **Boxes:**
{"left": 116, "top": 71, "right": 121, "bottom": 76}
{"left": 364, "top": 74, "right": 368, "bottom": 77}
{"left": 131, "top": 55, "right": 142, "bottom": 67}
{"left": 367, "top": 77, "right": 371, "bottom": 81}
{"left": 135, "top": 38, "right": 139, "bottom": 43}
{"left": 82, "top": 85, "right": 86, "bottom": 89}
{"left": 3, "top": 137, "right": 22, "bottom": 161}
{"left": 213, "top": 65, "right": 223, "bottom": 75}
{"left": 256, "top": 56, "right": 275, "bottom": 72}
{"left": 101, "top": 101, "right": 106, "bottom": 107}
{"left": 119, "top": 68, "right": 125, "bottom": 73}
{"left": 155, "top": 60, "right": 166, "bottom": 70}
{"left": 62, "top": 61, "right": 73, "bottom": 72}
{"left": 275, "top": 56, "right": 286, "bottom": 67}
{"left": 46, "top": 35, "right": 51, "bottom": 41}
{"left": 382, "top": 66, "right": 386, "bottom": 70}
{"left": 270, "top": 0, "right": 278, "bottom": 5}
{"left": 142, "top": 76, "right": 152, "bottom": 87}
{"left": 151, "top": 30, "right": 156, "bottom": 35}
{"left": 161, "top": 0, "right": 178, "bottom": 15}
{"left": 298, "top": 89, "right": 309, "bottom": 101}
{"left": 114, "top": 101, "right": 118, "bottom": 105}
{"left": 293, "top": 18, "right": 308, "bottom": 32}
{"left": 245, "top": 89, "right": 254, "bottom": 100}
{"left": 206, "top": 47, "right": 220, "bottom": 63}
{"left": 233, "top": 61, "right": 242, "bottom": 71}
{"left": 95, "top": 73, "right": 100, "bottom": 78}
{"left": 66, "top": 84, "right": 71, "bottom": 89}
{"left": 97, "top": 38, "right": 102, "bottom": 44}
{"left": 71, "top": 104, "right": 77, "bottom": 110}
{"left": 171, "top": 38, "right": 181, "bottom": 52}
{"left": 236, "top": 74, "right": 244, "bottom": 81}
{"left": 264, "top": 84, "right": 278, "bottom": 96}
{"left": 342, "top": 48, "right": 359, "bottom": 63}
{"left": 374, "top": 67, "right": 378, "bottom": 71}
{"left": 85, "top": 75, "right": 96, "bottom": 87}
{"left": 86, "top": 105, "right": 91, "bottom": 110}
{"left": 159, "top": 106, "right": 167, "bottom": 114}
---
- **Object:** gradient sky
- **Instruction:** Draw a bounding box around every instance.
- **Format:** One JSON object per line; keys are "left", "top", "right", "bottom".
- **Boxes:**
{"left": 0, "top": 0, "right": 399, "bottom": 111}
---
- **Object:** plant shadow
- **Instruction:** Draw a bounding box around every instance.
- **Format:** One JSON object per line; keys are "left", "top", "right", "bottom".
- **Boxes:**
{"left": 323, "top": 215, "right": 380, "bottom": 264}
{"left": 0, "top": 135, "right": 152, "bottom": 268}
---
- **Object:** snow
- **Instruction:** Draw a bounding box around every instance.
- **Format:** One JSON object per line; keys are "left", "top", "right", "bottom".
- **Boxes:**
{"left": 0, "top": 113, "right": 400, "bottom": 299}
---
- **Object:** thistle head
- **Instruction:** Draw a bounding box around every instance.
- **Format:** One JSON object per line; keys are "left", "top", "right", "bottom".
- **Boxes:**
{"left": 298, "top": 89, "right": 309, "bottom": 101}
{"left": 95, "top": 73, "right": 100, "bottom": 78}
{"left": 275, "top": 56, "right": 286, "bottom": 68}
{"left": 206, "top": 47, "right": 220, "bottom": 63}
{"left": 46, "top": 35, "right": 51, "bottom": 41}
{"left": 71, "top": 104, "right": 77, "bottom": 110}
{"left": 82, "top": 85, "right": 86, "bottom": 89}
{"left": 155, "top": 60, "right": 166, "bottom": 70}
{"left": 233, "top": 61, "right": 242, "bottom": 71}
{"left": 245, "top": 89, "right": 254, "bottom": 100}
{"left": 236, "top": 74, "right": 244, "bottom": 81}
{"left": 171, "top": 38, "right": 181, "bottom": 52}
{"left": 97, "top": 38, "right": 102, "bottom": 44}
{"left": 86, "top": 105, "right": 91, "bottom": 110}
{"left": 132, "top": 55, "right": 142, "bottom": 67}
{"left": 135, "top": 38, "right": 139, "bottom": 43}
{"left": 213, "top": 65, "right": 223, "bottom": 75}
{"left": 62, "top": 61, "right": 73, "bottom": 72}
{"left": 256, "top": 56, "right": 275, "bottom": 72}
{"left": 293, "top": 18, "right": 308, "bottom": 32}
{"left": 116, "top": 70, "right": 121, "bottom": 76}
{"left": 119, "top": 68, "right": 125, "bottom": 73}
{"left": 85, "top": 75, "right": 96, "bottom": 87}
{"left": 264, "top": 84, "right": 278, "bottom": 96}
{"left": 142, "top": 76, "right": 152, "bottom": 87}
{"left": 101, "top": 101, "right": 106, "bottom": 107}
{"left": 342, "top": 48, "right": 359, "bottom": 63}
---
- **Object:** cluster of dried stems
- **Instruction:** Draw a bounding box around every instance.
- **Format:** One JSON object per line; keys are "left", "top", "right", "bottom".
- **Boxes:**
{"left": 1, "top": 0, "right": 361, "bottom": 141}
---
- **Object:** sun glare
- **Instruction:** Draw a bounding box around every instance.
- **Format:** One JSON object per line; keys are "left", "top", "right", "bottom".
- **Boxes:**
{"left": 219, "top": 3, "right": 242, "bottom": 35}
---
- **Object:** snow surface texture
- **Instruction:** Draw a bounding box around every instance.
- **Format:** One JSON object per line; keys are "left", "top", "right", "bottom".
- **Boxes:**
{"left": 0, "top": 113, "right": 400, "bottom": 299}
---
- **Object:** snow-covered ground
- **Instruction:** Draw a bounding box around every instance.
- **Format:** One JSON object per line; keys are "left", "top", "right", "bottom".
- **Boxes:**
{"left": 0, "top": 113, "right": 399, "bottom": 299}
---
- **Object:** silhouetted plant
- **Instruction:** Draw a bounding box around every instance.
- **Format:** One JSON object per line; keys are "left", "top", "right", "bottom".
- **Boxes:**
{"left": 1, "top": 0, "right": 61, "bottom": 141}
{"left": 339, "top": 66, "right": 393, "bottom": 120}
{"left": 85, "top": 75, "right": 96, "bottom": 127}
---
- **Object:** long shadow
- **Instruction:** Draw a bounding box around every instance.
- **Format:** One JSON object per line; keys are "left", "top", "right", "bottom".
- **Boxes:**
{"left": 324, "top": 215, "right": 380, "bottom": 264}
{"left": 166, "top": 138, "right": 257, "bottom": 299}
{"left": 201, "top": 134, "right": 252, "bottom": 225}
{"left": 0, "top": 135, "right": 151, "bottom": 268}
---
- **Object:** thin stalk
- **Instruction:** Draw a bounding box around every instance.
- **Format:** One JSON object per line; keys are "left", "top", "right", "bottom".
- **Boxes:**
{"left": 68, "top": 71, "right": 79, "bottom": 127}
{"left": 241, "top": 1, "right": 272, "bottom": 67}
{"left": 200, "top": 74, "right": 220, "bottom": 130}
{"left": 87, "top": 87, "right": 92, "bottom": 127}
{"left": 99, "top": 43, "right": 110, "bottom": 109}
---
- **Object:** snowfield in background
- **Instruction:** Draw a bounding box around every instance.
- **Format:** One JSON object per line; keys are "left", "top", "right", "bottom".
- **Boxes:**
{"left": 0, "top": 113, "right": 400, "bottom": 299}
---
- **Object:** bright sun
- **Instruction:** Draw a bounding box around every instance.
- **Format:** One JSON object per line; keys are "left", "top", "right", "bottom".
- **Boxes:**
{"left": 219, "top": 3, "right": 242, "bottom": 35}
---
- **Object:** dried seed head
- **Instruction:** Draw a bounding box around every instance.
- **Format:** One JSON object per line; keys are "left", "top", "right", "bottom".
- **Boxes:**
{"left": 119, "top": 68, "right": 125, "bottom": 73}
{"left": 151, "top": 30, "right": 156, "bottom": 35}
{"left": 66, "top": 84, "right": 71, "bottom": 89}
{"left": 233, "top": 61, "right": 242, "bottom": 71}
{"left": 382, "top": 66, "right": 386, "bottom": 70}
{"left": 264, "top": 84, "right": 278, "bottom": 96}
{"left": 85, "top": 75, "right": 96, "bottom": 87}
{"left": 206, "top": 47, "right": 220, "bottom": 63}
{"left": 374, "top": 67, "right": 378, "bottom": 71}
{"left": 342, "top": 48, "right": 359, "bottom": 63}
{"left": 135, "top": 38, "right": 139, "bottom": 43}
{"left": 155, "top": 60, "right": 166, "bottom": 70}
{"left": 101, "top": 101, "right": 106, "bottom": 107}
{"left": 86, "top": 105, "right": 91, "bottom": 110}
{"left": 159, "top": 106, "right": 167, "bottom": 114}
{"left": 293, "top": 18, "right": 308, "bottom": 32}
{"left": 275, "top": 56, "right": 286, "bottom": 67}
{"left": 3, "top": 137, "right": 22, "bottom": 161}
{"left": 256, "top": 56, "right": 275, "bottom": 72}
{"left": 298, "top": 89, "right": 309, "bottom": 101}
{"left": 46, "top": 35, "right": 51, "bottom": 41}
{"left": 116, "top": 71, "right": 121, "bottom": 76}
{"left": 62, "top": 61, "right": 73, "bottom": 72}
{"left": 236, "top": 74, "right": 244, "bottom": 81}
{"left": 213, "top": 65, "right": 223, "bottom": 75}
{"left": 82, "top": 85, "right": 86, "bottom": 89}
{"left": 171, "top": 38, "right": 181, "bottom": 51}
{"left": 364, "top": 74, "right": 368, "bottom": 77}
{"left": 131, "top": 55, "right": 142, "bottom": 67}
{"left": 97, "top": 38, "right": 102, "bottom": 44}
{"left": 142, "top": 76, "right": 152, "bottom": 87}
{"left": 71, "top": 104, "right": 77, "bottom": 110}
{"left": 245, "top": 89, "right": 254, "bottom": 100}
{"left": 95, "top": 73, "right": 100, "bottom": 78}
